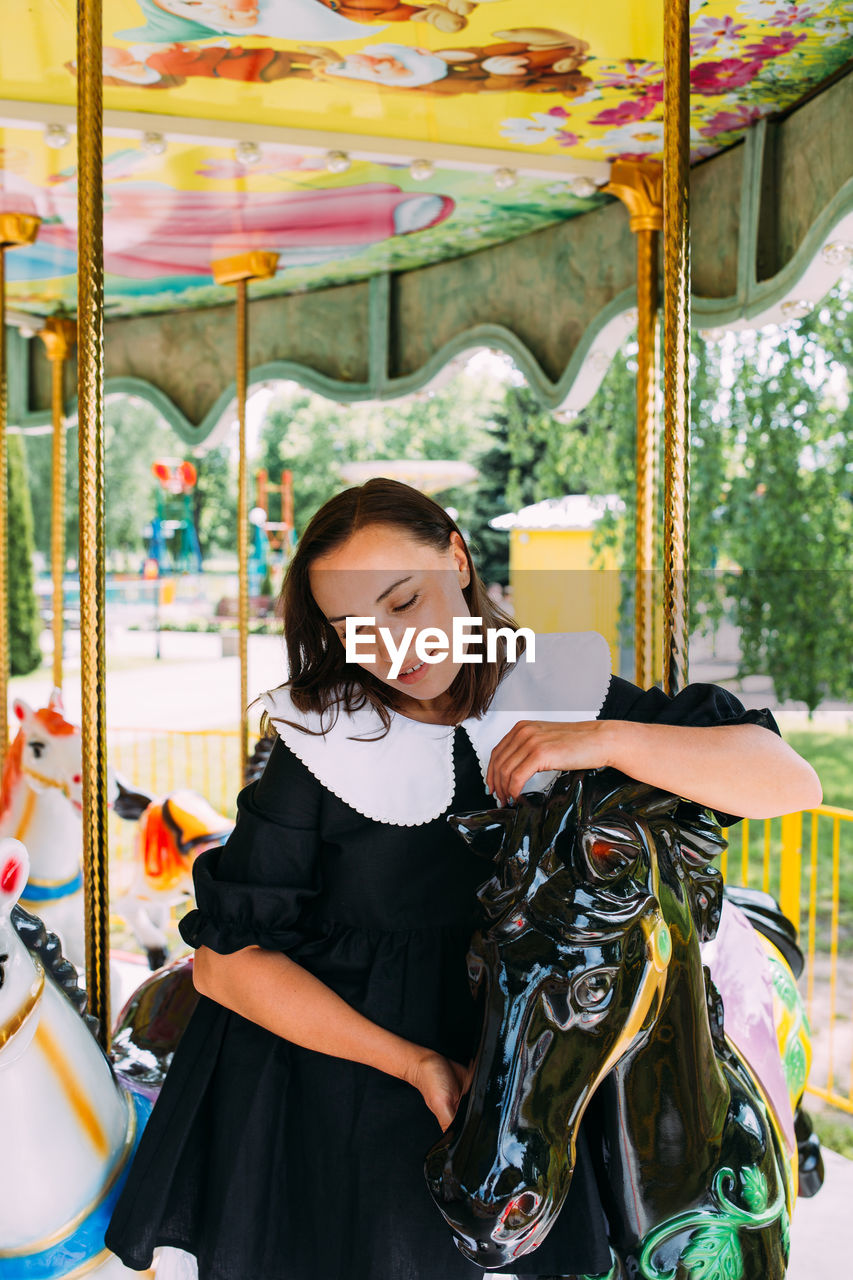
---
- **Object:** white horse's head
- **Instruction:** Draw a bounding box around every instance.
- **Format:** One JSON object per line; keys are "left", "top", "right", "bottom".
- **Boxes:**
{"left": 0, "top": 839, "right": 43, "bottom": 1067}
{"left": 5, "top": 690, "right": 118, "bottom": 814}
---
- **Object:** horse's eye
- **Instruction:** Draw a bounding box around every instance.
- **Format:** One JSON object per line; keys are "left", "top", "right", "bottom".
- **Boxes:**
{"left": 574, "top": 970, "right": 614, "bottom": 1009}
{"left": 29, "top": 740, "right": 45, "bottom": 759}
{"left": 582, "top": 829, "right": 637, "bottom": 880}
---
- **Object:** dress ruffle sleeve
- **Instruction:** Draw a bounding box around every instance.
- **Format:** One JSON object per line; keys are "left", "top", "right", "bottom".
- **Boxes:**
{"left": 598, "top": 676, "right": 782, "bottom": 828}
{"left": 178, "top": 736, "right": 323, "bottom": 956}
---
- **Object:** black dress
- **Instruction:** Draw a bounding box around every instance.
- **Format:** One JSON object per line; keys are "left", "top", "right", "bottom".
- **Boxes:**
{"left": 105, "top": 678, "right": 780, "bottom": 1280}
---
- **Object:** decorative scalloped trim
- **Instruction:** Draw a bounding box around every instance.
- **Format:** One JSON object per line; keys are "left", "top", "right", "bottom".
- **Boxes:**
{"left": 267, "top": 712, "right": 457, "bottom": 828}
{"left": 594, "top": 669, "right": 615, "bottom": 720}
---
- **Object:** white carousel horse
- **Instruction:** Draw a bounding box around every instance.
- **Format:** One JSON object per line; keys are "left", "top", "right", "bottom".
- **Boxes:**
{"left": 111, "top": 788, "right": 233, "bottom": 971}
{"left": 0, "top": 691, "right": 232, "bottom": 978}
{"left": 0, "top": 690, "right": 119, "bottom": 972}
{"left": 0, "top": 837, "right": 155, "bottom": 1278}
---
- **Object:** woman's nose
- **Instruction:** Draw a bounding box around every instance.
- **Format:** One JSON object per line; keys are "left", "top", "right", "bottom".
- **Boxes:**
{"left": 376, "top": 619, "right": 412, "bottom": 666}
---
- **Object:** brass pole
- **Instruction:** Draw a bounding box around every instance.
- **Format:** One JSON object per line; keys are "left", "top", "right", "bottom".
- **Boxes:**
{"left": 0, "top": 247, "right": 7, "bottom": 771}
{"left": 602, "top": 161, "right": 662, "bottom": 690}
{"left": 662, "top": 0, "right": 692, "bottom": 695}
{"left": 637, "top": 227, "right": 659, "bottom": 689}
{"left": 39, "top": 319, "right": 77, "bottom": 692}
{"left": 236, "top": 277, "right": 249, "bottom": 782}
{"left": 77, "top": 0, "right": 111, "bottom": 1047}
{"left": 0, "top": 213, "right": 41, "bottom": 770}
{"left": 211, "top": 251, "right": 278, "bottom": 787}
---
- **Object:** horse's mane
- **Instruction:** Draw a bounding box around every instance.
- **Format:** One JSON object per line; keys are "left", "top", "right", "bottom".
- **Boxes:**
{"left": 11, "top": 903, "right": 99, "bottom": 1037}
{"left": 477, "top": 769, "right": 727, "bottom": 928}
{"left": 33, "top": 706, "right": 76, "bottom": 738}
{"left": 0, "top": 732, "right": 24, "bottom": 821}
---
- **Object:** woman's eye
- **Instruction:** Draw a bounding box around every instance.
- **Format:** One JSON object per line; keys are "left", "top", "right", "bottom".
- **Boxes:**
{"left": 392, "top": 593, "right": 419, "bottom": 613}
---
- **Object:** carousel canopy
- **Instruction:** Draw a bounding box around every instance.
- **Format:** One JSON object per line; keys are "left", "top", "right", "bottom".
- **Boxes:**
{"left": 2, "top": 1, "right": 851, "bottom": 435}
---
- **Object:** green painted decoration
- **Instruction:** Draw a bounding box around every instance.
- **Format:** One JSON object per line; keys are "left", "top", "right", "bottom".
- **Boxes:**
{"left": 638, "top": 1164, "right": 786, "bottom": 1280}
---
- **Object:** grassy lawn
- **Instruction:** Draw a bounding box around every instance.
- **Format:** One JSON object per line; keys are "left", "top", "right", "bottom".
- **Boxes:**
{"left": 721, "top": 728, "right": 853, "bottom": 953}
{"left": 784, "top": 730, "right": 853, "bottom": 811}
{"left": 811, "top": 1108, "right": 853, "bottom": 1160}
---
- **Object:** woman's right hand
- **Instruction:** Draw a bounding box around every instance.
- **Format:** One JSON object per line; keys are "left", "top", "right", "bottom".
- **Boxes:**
{"left": 409, "top": 1050, "right": 473, "bottom": 1131}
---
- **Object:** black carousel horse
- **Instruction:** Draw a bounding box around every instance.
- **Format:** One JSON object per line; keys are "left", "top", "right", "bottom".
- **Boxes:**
{"left": 425, "top": 768, "right": 823, "bottom": 1279}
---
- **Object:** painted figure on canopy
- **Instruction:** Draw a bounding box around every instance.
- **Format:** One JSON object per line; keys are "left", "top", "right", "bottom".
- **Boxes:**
{"left": 89, "top": 28, "right": 593, "bottom": 96}
{"left": 115, "top": 0, "right": 509, "bottom": 41}
{"left": 0, "top": 164, "right": 454, "bottom": 282}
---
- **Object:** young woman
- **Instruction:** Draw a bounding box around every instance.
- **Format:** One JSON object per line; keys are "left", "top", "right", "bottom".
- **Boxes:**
{"left": 105, "top": 478, "right": 821, "bottom": 1280}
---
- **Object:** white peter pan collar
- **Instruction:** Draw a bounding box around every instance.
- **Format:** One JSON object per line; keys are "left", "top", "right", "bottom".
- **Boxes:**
{"left": 259, "top": 630, "right": 612, "bottom": 827}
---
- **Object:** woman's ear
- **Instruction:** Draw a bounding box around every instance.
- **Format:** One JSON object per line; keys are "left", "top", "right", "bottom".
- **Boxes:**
{"left": 449, "top": 531, "right": 470, "bottom": 586}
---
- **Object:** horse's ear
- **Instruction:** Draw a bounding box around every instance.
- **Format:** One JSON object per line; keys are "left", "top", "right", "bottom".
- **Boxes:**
{"left": 12, "top": 698, "right": 33, "bottom": 725}
{"left": 0, "top": 839, "right": 30, "bottom": 912}
{"left": 48, "top": 687, "right": 64, "bottom": 714}
{"left": 113, "top": 775, "right": 156, "bottom": 822}
{"left": 447, "top": 808, "right": 514, "bottom": 860}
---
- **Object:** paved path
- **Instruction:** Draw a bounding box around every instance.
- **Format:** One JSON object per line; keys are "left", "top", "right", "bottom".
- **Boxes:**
{"left": 788, "top": 1148, "right": 853, "bottom": 1279}
{"left": 9, "top": 629, "right": 288, "bottom": 730}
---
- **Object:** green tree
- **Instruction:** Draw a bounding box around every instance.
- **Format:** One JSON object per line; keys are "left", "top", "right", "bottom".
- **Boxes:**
{"left": 256, "top": 365, "right": 502, "bottom": 539}
{"left": 720, "top": 308, "right": 853, "bottom": 712}
{"left": 192, "top": 445, "right": 236, "bottom": 557}
{"left": 24, "top": 398, "right": 237, "bottom": 567}
{"left": 466, "top": 384, "right": 572, "bottom": 584}
{"left": 6, "top": 430, "right": 42, "bottom": 675}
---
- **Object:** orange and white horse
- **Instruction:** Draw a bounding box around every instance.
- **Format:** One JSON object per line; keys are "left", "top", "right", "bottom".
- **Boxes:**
{"left": 0, "top": 690, "right": 120, "bottom": 973}
{"left": 0, "top": 690, "right": 234, "bottom": 975}
{"left": 113, "top": 788, "right": 233, "bottom": 970}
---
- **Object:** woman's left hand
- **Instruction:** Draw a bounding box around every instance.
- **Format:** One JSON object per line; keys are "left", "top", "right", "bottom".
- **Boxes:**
{"left": 486, "top": 720, "right": 610, "bottom": 806}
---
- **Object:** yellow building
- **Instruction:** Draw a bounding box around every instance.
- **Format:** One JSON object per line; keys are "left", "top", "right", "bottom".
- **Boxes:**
{"left": 490, "top": 495, "right": 625, "bottom": 673}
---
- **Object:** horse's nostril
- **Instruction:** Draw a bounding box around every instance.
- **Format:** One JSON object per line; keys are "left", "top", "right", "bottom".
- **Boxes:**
{"left": 495, "top": 1189, "right": 542, "bottom": 1234}
{"left": 73, "top": 775, "right": 82, "bottom": 784}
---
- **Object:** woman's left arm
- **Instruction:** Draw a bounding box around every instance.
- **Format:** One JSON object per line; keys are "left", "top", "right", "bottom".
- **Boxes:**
{"left": 487, "top": 718, "right": 822, "bottom": 819}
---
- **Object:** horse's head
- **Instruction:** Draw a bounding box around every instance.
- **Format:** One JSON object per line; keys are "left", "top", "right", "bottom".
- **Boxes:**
{"left": 0, "top": 840, "right": 45, "bottom": 1068}
{"left": 425, "top": 768, "right": 722, "bottom": 1268}
{"left": 5, "top": 691, "right": 119, "bottom": 816}
{"left": 138, "top": 789, "right": 233, "bottom": 892}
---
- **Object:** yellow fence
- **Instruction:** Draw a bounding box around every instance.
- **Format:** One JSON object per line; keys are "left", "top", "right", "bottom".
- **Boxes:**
{"left": 106, "top": 728, "right": 853, "bottom": 1116}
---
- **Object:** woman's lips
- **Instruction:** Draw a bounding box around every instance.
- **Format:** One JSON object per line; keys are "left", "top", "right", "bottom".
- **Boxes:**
{"left": 396, "top": 658, "right": 430, "bottom": 684}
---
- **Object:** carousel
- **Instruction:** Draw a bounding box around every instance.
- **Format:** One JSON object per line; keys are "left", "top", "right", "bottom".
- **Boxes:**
{"left": 1, "top": 1, "right": 851, "bottom": 1276}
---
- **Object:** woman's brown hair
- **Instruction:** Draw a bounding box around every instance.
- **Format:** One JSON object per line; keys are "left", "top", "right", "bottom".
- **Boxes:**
{"left": 261, "top": 477, "right": 525, "bottom": 740}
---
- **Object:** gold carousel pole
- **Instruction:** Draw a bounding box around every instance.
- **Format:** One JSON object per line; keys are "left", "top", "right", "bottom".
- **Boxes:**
{"left": 0, "top": 213, "right": 41, "bottom": 771}
{"left": 38, "top": 318, "right": 77, "bottom": 693}
{"left": 603, "top": 161, "right": 663, "bottom": 690}
{"left": 77, "top": 0, "right": 111, "bottom": 1046}
{"left": 662, "top": 0, "right": 692, "bottom": 695}
{"left": 211, "top": 252, "right": 279, "bottom": 785}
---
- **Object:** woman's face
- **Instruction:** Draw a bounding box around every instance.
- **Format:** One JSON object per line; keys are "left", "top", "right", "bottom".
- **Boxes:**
{"left": 309, "top": 523, "right": 472, "bottom": 707}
